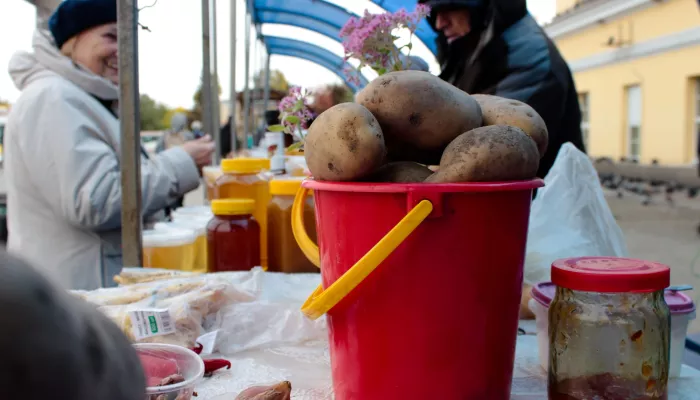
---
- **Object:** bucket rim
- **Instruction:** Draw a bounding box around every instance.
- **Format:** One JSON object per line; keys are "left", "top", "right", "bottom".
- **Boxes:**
{"left": 302, "top": 178, "right": 544, "bottom": 193}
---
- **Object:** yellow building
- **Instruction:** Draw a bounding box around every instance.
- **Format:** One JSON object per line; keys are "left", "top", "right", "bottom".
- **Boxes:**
{"left": 547, "top": 0, "right": 700, "bottom": 164}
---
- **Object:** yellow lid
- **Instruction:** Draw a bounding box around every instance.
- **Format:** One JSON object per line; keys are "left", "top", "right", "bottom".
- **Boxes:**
{"left": 269, "top": 177, "right": 305, "bottom": 196}
{"left": 221, "top": 158, "right": 270, "bottom": 174}
{"left": 211, "top": 199, "right": 256, "bottom": 216}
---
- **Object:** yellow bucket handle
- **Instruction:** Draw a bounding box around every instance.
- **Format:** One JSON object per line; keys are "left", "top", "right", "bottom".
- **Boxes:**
{"left": 292, "top": 187, "right": 321, "bottom": 268}
{"left": 292, "top": 186, "right": 433, "bottom": 320}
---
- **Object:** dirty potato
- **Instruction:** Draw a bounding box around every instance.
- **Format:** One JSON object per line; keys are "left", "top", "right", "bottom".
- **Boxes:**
{"left": 426, "top": 125, "right": 540, "bottom": 183}
{"left": 472, "top": 94, "right": 548, "bottom": 158}
{"left": 305, "top": 103, "right": 386, "bottom": 181}
{"left": 367, "top": 161, "right": 433, "bottom": 183}
{"left": 356, "top": 70, "right": 482, "bottom": 164}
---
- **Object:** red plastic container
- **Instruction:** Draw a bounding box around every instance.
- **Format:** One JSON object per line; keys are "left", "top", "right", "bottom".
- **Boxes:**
{"left": 294, "top": 179, "right": 543, "bottom": 400}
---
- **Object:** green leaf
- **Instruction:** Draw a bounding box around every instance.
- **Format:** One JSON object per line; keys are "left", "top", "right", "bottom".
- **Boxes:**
{"left": 268, "top": 124, "right": 286, "bottom": 132}
{"left": 285, "top": 115, "right": 300, "bottom": 124}
{"left": 287, "top": 141, "right": 304, "bottom": 152}
{"left": 406, "top": 42, "right": 413, "bottom": 50}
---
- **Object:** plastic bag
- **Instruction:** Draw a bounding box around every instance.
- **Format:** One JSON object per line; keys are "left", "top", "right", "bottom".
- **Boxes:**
{"left": 113, "top": 267, "right": 199, "bottom": 286}
{"left": 524, "top": 143, "right": 629, "bottom": 285}
{"left": 72, "top": 269, "right": 264, "bottom": 347}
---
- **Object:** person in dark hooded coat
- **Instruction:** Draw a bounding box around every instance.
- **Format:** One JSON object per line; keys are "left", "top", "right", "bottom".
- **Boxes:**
{"left": 419, "top": 0, "right": 586, "bottom": 178}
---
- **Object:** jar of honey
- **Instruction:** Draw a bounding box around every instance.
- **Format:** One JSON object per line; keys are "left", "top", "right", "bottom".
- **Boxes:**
{"left": 214, "top": 158, "right": 270, "bottom": 269}
{"left": 267, "top": 177, "right": 318, "bottom": 273}
{"left": 207, "top": 199, "right": 260, "bottom": 272}
{"left": 154, "top": 220, "right": 208, "bottom": 273}
{"left": 142, "top": 228, "right": 197, "bottom": 271}
{"left": 202, "top": 166, "right": 223, "bottom": 201}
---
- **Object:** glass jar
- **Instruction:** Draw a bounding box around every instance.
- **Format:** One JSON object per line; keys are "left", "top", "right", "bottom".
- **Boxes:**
{"left": 202, "top": 166, "right": 223, "bottom": 202}
{"left": 214, "top": 158, "right": 270, "bottom": 269}
{"left": 267, "top": 177, "right": 318, "bottom": 273}
{"left": 548, "top": 257, "right": 671, "bottom": 400}
{"left": 207, "top": 199, "right": 260, "bottom": 272}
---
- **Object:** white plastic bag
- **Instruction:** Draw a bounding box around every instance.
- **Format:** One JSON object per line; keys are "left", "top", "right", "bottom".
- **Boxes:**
{"left": 524, "top": 143, "right": 628, "bottom": 285}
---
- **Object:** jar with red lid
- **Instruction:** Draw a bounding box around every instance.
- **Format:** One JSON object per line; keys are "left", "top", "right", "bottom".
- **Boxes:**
{"left": 207, "top": 199, "right": 260, "bottom": 272}
{"left": 548, "top": 257, "right": 671, "bottom": 400}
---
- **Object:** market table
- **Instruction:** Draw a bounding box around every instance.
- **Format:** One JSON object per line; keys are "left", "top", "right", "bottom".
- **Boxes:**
{"left": 193, "top": 323, "right": 700, "bottom": 399}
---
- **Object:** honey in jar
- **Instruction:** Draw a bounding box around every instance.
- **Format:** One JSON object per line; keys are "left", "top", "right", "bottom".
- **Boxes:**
{"left": 154, "top": 220, "right": 208, "bottom": 273}
{"left": 202, "top": 166, "right": 223, "bottom": 201}
{"left": 214, "top": 158, "right": 270, "bottom": 269}
{"left": 207, "top": 199, "right": 261, "bottom": 272}
{"left": 142, "top": 228, "right": 197, "bottom": 271}
{"left": 267, "top": 177, "right": 318, "bottom": 273}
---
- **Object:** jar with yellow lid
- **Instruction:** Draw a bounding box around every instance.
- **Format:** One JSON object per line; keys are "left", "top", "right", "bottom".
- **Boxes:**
{"left": 267, "top": 177, "right": 318, "bottom": 273}
{"left": 142, "top": 228, "right": 197, "bottom": 271}
{"left": 207, "top": 199, "right": 261, "bottom": 272}
{"left": 214, "top": 158, "right": 270, "bottom": 269}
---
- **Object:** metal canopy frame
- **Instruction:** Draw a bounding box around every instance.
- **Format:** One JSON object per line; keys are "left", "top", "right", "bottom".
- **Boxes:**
{"left": 252, "top": 0, "right": 438, "bottom": 54}
{"left": 265, "top": 36, "right": 368, "bottom": 92}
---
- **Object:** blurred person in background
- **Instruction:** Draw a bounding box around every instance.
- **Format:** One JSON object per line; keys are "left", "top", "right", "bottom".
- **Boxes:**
{"left": 191, "top": 120, "right": 204, "bottom": 139}
{"left": 4, "top": 0, "right": 214, "bottom": 290}
{"left": 419, "top": 0, "right": 585, "bottom": 179}
{"left": 156, "top": 112, "right": 195, "bottom": 153}
{"left": 0, "top": 250, "right": 145, "bottom": 400}
{"left": 308, "top": 83, "right": 354, "bottom": 125}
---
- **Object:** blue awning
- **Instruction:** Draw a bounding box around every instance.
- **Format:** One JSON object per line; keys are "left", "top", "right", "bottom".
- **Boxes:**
{"left": 252, "top": 0, "right": 437, "bottom": 54}
{"left": 265, "top": 36, "right": 369, "bottom": 92}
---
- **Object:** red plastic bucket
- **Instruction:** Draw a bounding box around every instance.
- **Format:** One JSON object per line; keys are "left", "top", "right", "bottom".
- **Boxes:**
{"left": 292, "top": 179, "right": 543, "bottom": 400}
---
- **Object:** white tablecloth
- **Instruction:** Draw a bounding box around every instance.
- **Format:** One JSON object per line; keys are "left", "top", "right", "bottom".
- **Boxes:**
{"left": 187, "top": 271, "right": 700, "bottom": 399}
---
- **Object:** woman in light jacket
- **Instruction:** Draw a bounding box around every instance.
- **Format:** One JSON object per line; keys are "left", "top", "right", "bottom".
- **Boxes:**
{"left": 4, "top": 0, "right": 214, "bottom": 290}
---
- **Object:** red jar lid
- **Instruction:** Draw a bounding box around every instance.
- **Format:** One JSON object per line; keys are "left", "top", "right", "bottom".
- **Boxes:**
{"left": 551, "top": 257, "right": 670, "bottom": 293}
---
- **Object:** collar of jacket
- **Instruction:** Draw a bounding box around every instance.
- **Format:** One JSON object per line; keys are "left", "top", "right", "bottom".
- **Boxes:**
{"left": 8, "top": 29, "right": 119, "bottom": 101}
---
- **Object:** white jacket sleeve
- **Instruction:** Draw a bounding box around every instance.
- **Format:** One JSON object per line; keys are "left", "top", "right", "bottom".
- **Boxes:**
{"left": 21, "top": 83, "right": 201, "bottom": 231}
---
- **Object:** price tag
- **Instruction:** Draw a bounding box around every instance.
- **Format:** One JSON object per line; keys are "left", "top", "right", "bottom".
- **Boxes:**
{"left": 128, "top": 308, "right": 175, "bottom": 340}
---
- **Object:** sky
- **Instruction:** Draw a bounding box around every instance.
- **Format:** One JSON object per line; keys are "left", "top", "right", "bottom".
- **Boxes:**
{"left": 0, "top": 0, "right": 557, "bottom": 109}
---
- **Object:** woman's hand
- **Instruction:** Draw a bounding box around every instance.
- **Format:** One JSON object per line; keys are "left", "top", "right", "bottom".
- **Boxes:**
{"left": 182, "top": 135, "right": 215, "bottom": 168}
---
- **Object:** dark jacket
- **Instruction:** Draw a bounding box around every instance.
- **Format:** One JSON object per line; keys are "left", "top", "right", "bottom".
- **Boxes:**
{"left": 420, "top": 0, "right": 585, "bottom": 178}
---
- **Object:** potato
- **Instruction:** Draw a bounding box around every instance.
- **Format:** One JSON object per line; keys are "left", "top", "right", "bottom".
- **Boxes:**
{"left": 366, "top": 161, "right": 433, "bottom": 183}
{"left": 305, "top": 103, "right": 386, "bottom": 181}
{"left": 472, "top": 94, "right": 548, "bottom": 158}
{"left": 356, "top": 70, "right": 482, "bottom": 164}
{"left": 426, "top": 125, "right": 539, "bottom": 183}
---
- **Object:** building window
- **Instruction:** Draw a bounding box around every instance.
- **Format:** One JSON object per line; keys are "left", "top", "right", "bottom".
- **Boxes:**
{"left": 578, "top": 92, "right": 590, "bottom": 148}
{"left": 626, "top": 85, "right": 642, "bottom": 161}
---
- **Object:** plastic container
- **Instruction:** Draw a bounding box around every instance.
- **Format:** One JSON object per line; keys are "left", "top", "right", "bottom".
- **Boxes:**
{"left": 134, "top": 343, "right": 204, "bottom": 400}
{"left": 154, "top": 220, "right": 208, "bottom": 273}
{"left": 267, "top": 177, "right": 318, "bottom": 273}
{"left": 214, "top": 158, "right": 270, "bottom": 269}
{"left": 202, "top": 166, "right": 223, "bottom": 201}
{"left": 207, "top": 199, "right": 260, "bottom": 272}
{"left": 530, "top": 281, "right": 696, "bottom": 377}
{"left": 142, "top": 228, "right": 197, "bottom": 271}
{"left": 171, "top": 205, "right": 213, "bottom": 220}
{"left": 547, "top": 257, "right": 672, "bottom": 400}
{"left": 292, "top": 179, "right": 543, "bottom": 400}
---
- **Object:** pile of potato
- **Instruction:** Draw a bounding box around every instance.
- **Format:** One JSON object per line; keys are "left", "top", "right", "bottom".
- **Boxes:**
{"left": 304, "top": 70, "right": 547, "bottom": 183}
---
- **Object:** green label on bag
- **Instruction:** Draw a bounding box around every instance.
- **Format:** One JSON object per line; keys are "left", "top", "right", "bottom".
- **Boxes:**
{"left": 148, "top": 316, "right": 158, "bottom": 333}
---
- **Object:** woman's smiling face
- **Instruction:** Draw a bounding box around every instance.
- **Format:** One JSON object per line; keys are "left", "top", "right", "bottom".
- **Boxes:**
{"left": 66, "top": 23, "right": 119, "bottom": 84}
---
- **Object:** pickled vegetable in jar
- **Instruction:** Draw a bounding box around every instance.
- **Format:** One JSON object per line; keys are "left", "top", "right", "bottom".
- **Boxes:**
{"left": 548, "top": 257, "right": 671, "bottom": 400}
{"left": 142, "top": 229, "right": 197, "bottom": 271}
{"left": 207, "top": 199, "right": 260, "bottom": 272}
{"left": 267, "top": 177, "right": 318, "bottom": 273}
{"left": 214, "top": 158, "right": 270, "bottom": 269}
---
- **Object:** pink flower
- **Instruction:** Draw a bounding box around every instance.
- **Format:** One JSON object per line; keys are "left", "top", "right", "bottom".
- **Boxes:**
{"left": 276, "top": 86, "right": 312, "bottom": 139}
{"left": 341, "top": 4, "right": 430, "bottom": 81}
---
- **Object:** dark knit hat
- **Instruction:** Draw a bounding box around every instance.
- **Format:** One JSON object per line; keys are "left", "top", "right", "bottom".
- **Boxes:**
{"left": 49, "top": 0, "right": 117, "bottom": 49}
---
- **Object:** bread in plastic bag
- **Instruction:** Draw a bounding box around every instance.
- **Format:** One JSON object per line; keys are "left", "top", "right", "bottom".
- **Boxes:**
{"left": 72, "top": 269, "right": 264, "bottom": 347}
{"left": 113, "top": 267, "right": 199, "bottom": 286}
{"left": 524, "top": 143, "right": 628, "bottom": 285}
